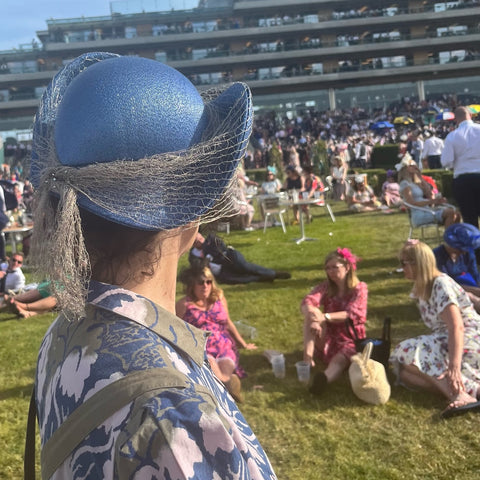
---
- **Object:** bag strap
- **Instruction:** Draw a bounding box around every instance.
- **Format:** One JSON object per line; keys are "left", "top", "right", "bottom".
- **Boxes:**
{"left": 26, "top": 367, "right": 190, "bottom": 480}
{"left": 345, "top": 318, "right": 360, "bottom": 341}
{"left": 24, "top": 388, "right": 37, "bottom": 480}
{"left": 382, "top": 317, "right": 391, "bottom": 342}
{"left": 362, "top": 341, "right": 373, "bottom": 364}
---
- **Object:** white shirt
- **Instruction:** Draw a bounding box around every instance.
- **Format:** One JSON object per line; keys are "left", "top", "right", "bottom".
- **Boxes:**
{"left": 441, "top": 120, "right": 480, "bottom": 177}
{"left": 422, "top": 136, "right": 443, "bottom": 158}
{"left": 3, "top": 267, "right": 25, "bottom": 292}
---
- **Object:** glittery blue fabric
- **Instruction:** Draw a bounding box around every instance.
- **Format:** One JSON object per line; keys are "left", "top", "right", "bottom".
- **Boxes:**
{"left": 54, "top": 56, "right": 206, "bottom": 166}
{"left": 443, "top": 223, "right": 480, "bottom": 250}
{"left": 31, "top": 52, "right": 253, "bottom": 230}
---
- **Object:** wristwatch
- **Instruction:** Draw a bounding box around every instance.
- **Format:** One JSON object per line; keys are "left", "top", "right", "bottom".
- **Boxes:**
{"left": 324, "top": 313, "right": 331, "bottom": 322}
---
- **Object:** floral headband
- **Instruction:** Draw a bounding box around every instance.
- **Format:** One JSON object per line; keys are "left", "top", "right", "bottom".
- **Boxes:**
{"left": 337, "top": 247, "right": 359, "bottom": 270}
{"left": 405, "top": 238, "right": 420, "bottom": 246}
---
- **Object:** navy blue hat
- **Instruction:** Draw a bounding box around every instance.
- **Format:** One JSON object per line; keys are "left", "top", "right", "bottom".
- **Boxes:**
{"left": 31, "top": 52, "right": 252, "bottom": 230}
{"left": 444, "top": 223, "right": 480, "bottom": 250}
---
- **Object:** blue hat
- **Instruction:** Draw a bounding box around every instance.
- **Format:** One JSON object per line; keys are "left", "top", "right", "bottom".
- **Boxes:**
{"left": 444, "top": 223, "right": 480, "bottom": 250}
{"left": 31, "top": 52, "right": 252, "bottom": 230}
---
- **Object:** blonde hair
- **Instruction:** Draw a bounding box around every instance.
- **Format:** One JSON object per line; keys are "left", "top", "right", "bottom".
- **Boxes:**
{"left": 397, "top": 164, "right": 422, "bottom": 184}
{"left": 324, "top": 250, "right": 359, "bottom": 297}
{"left": 182, "top": 266, "right": 223, "bottom": 304}
{"left": 399, "top": 241, "right": 440, "bottom": 300}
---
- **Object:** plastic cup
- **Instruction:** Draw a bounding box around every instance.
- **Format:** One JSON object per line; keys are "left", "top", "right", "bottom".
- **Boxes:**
{"left": 291, "top": 191, "right": 299, "bottom": 203}
{"left": 314, "top": 191, "right": 321, "bottom": 199}
{"left": 295, "top": 361, "right": 311, "bottom": 383}
{"left": 301, "top": 191, "right": 309, "bottom": 200}
{"left": 271, "top": 354, "right": 286, "bottom": 379}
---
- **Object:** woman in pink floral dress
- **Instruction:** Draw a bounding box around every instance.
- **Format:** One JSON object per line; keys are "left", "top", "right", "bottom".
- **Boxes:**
{"left": 176, "top": 266, "right": 257, "bottom": 402}
{"left": 301, "top": 248, "right": 368, "bottom": 394}
{"left": 390, "top": 240, "right": 480, "bottom": 418}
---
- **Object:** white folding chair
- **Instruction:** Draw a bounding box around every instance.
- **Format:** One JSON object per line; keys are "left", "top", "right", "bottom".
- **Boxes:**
{"left": 262, "top": 196, "right": 287, "bottom": 234}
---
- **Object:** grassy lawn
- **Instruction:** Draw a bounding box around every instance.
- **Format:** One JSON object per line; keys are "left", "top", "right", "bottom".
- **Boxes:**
{"left": 2, "top": 201, "right": 480, "bottom": 479}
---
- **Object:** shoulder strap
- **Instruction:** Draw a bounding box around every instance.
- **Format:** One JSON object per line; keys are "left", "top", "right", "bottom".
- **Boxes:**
{"left": 29, "top": 367, "right": 189, "bottom": 480}
{"left": 345, "top": 318, "right": 360, "bottom": 341}
{"left": 24, "top": 388, "right": 37, "bottom": 480}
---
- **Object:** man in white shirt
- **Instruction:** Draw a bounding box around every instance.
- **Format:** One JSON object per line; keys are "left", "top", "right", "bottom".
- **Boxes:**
{"left": 441, "top": 106, "right": 480, "bottom": 227}
{"left": 0, "top": 253, "right": 25, "bottom": 293}
{"left": 422, "top": 130, "right": 443, "bottom": 169}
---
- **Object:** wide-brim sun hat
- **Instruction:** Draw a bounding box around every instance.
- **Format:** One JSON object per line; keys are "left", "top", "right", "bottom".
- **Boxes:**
{"left": 444, "top": 223, "right": 480, "bottom": 250}
{"left": 31, "top": 52, "right": 253, "bottom": 231}
{"left": 30, "top": 52, "right": 252, "bottom": 317}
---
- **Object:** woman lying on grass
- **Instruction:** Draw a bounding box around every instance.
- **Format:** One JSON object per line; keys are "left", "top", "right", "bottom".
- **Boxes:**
{"left": 390, "top": 239, "right": 480, "bottom": 418}
{"left": 301, "top": 248, "right": 368, "bottom": 395}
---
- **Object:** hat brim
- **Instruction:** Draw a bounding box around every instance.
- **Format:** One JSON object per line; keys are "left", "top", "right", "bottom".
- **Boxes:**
{"left": 32, "top": 53, "right": 252, "bottom": 231}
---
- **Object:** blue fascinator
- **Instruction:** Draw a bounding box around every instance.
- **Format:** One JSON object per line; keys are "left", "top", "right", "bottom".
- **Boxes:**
{"left": 444, "top": 223, "right": 480, "bottom": 250}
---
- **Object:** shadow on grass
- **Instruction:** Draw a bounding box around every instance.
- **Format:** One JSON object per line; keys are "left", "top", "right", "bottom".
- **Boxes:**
{"left": 0, "top": 381, "right": 34, "bottom": 400}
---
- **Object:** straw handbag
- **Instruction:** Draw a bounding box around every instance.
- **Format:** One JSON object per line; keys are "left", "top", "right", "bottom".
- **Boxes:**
{"left": 348, "top": 342, "right": 391, "bottom": 405}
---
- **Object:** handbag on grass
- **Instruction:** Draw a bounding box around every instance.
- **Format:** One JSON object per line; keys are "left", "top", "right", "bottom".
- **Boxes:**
{"left": 345, "top": 317, "right": 391, "bottom": 369}
{"left": 348, "top": 342, "right": 391, "bottom": 405}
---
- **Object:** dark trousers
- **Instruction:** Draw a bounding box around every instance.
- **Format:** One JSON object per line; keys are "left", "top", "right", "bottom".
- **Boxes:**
{"left": 217, "top": 248, "right": 276, "bottom": 284}
{"left": 427, "top": 155, "right": 442, "bottom": 169}
{"left": 453, "top": 173, "right": 480, "bottom": 228}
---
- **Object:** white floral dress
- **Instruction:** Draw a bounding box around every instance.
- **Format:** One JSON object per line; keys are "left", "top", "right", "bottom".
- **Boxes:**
{"left": 390, "top": 274, "right": 480, "bottom": 396}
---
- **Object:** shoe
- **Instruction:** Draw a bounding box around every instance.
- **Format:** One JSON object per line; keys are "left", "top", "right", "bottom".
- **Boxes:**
{"left": 441, "top": 400, "right": 480, "bottom": 419}
{"left": 274, "top": 271, "right": 291, "bottom": 280}
{"left": 225, "top": 373, "right": 243, "bottom": 403}
{"left": 292, "top": 220, "right": 299, "bottom": 226}
{"left": 244, "top": 226, "right": 254, "bottom": 231}
{"left": 309, "top": 371, "right": 327, "bottom": 395}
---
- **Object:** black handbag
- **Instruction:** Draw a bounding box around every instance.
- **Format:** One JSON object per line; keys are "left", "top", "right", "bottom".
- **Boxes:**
{"left": 345, "top": 317, "right": 391, "bottom": 369}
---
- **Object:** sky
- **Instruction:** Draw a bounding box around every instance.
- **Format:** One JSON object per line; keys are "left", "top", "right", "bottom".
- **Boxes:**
{"left": 1, "top": 0, "right": 198, "bottom": 52}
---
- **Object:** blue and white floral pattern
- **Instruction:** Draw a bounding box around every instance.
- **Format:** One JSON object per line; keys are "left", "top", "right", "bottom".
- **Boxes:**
{"left": 36, "top": 281, "right": 276, "bottom": 479}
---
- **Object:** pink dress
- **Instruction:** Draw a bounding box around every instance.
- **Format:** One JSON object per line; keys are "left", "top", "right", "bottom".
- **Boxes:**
{"left": 183, "top": 298, "right": 245, "bottom": 377}
{"left": 302, "top": 281, "right": 368, "bottom": 363}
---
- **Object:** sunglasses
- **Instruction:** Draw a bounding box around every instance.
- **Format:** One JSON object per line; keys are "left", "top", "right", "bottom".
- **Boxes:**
{"left": 196, "top": 279, "right": 212, "bottom": 286}
{"left": 11, "top": 258, "right": 22, "bottom": 264}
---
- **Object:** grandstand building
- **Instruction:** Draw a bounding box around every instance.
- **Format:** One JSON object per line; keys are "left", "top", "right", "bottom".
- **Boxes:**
{"left": 1, "top": 0, "right": 480, "bottom": 134}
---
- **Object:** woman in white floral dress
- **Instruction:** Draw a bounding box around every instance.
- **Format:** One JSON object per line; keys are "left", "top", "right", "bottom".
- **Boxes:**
{"left": 390, "top": 240, "right": 480, "bottom": 417}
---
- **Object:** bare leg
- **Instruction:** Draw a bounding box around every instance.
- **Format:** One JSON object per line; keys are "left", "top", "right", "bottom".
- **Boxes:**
{"left": 303, "top": 319, "right": 324, "bottom": 366}
{"left": 324, "top": 352, "right": 350, "bottom": 383}
{"left": 12, "top": 289, "right": 42, "bottom": 303}
{"left": 14, "top": 296, "right": 57, "bottom": 318}
{"left": 399, "top": 364, "right": 477, "bottom": 403}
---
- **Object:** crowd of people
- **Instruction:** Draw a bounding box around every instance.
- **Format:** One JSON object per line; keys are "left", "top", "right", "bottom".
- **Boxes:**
{"left": 7, "top": 50, "right": 480, "bottom": 478}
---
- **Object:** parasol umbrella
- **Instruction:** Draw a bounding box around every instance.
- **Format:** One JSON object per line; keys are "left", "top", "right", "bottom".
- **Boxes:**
{"left": 435, "top": 111, "right": 455, "bottom": 121}
{"left": 468, "top": 104, "right": 480, "bottom": 112}
{"left": 370, "top": 121, "right": 394, "bottom": 130}
{"left": 393, "top": 116, "right": 415, "bottom": 125}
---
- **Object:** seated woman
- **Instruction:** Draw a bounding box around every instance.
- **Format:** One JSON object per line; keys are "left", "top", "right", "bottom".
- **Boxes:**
{"left": 176, "top": 266, "right": 257, "bottom": 402}
{"left": 396, "top": 154, "right": 460, "bottom": 228}
{"left": 390, "top": 240, "right": 480, "bottom": 418}
{"left": 381, "top": 170, "right": 403, "bottom": 208}
{"left": 261, "top": 166, "right": 282, "bottom": 195}
{"left": 346, "top": 175, "right": 381, "bottom": 212}
{"left": 300, "top": 248, "right": 368, "bottom": 394}
{"left": 434, "top": 223, "right": 480, "bottom": 311}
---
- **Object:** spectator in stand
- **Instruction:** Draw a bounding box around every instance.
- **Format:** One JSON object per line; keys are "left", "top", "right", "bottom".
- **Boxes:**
{"left": 422, "top": 129, "right": 444, "bottom": 169}
{"left": 284, "top": 165, "right": 304, "bottom": 224}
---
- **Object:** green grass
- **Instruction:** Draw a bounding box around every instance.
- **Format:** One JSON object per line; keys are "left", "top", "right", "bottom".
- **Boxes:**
{"left": 2, "top": 202, "right": 479, "bottom": 479}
